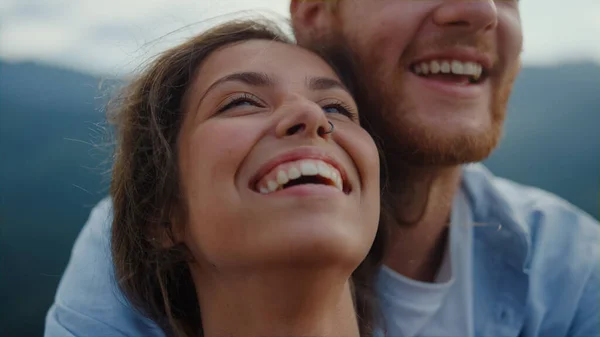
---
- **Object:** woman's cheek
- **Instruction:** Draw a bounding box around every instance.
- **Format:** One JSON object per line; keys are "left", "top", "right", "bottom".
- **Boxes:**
{"left": 189, "top": 118, "right": 263, "bottom": 175}
{"left": 339, "top": 126, "right": 380, "bottom": 187}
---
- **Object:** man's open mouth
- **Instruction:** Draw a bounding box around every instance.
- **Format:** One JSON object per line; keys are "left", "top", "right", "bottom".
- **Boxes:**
{"left": 410, "top": 59, "right": 487, "bottom": 84}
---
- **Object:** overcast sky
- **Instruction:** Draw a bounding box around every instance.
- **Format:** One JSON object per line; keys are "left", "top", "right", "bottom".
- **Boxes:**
{"left": 1, "top": 0, "right": 599, "bottom": 76}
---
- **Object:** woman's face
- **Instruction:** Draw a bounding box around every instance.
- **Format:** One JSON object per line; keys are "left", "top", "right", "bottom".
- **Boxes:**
{"left": 177, "top": 40, "right": 379, "bottom": 273}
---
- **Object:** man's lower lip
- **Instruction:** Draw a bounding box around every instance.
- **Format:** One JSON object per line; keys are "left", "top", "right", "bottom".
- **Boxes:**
{"left": 409, "top": 72, "right": 485, "bottom": 99}
{"left": 258, "top": 184, "right": 345, "bottom": 197}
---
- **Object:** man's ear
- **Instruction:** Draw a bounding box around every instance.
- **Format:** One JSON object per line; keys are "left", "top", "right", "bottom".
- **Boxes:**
{"left": 290, "top": 0, "right": 335, "bottom": 45}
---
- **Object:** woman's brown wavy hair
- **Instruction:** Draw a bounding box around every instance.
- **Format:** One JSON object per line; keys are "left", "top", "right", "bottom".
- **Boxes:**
{"left": 109, "top": 19, "right": 386, "bottom": 337}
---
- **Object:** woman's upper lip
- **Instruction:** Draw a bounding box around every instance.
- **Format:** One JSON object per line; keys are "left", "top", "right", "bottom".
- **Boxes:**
{"left": 249, "top": 147, "right": 350, "bottom": 191}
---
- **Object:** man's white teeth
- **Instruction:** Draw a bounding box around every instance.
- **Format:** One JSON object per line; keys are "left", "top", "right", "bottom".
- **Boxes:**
{"left": 258, "top": 159, "right": 344, "bottom": 194}
{"left": 414, "top": 59, "right": 483, "bottom": 81}
{"left": 451, "top": 60, "right": 463, "bottom": 74}
{"left": 430, "top": 60, "right": 441, "bottom": 74}
{"left": 440, "top": 61, "right": 451, "bottom": 73}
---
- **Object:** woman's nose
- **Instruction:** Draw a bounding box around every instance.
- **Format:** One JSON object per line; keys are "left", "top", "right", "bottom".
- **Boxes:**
{"left": 275, "top": 98, "right": 332, "bottom": 140}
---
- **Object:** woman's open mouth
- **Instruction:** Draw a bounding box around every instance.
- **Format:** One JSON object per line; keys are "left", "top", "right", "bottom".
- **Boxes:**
{"left": 253, "top": 159, "right": 351, "bottom": 195}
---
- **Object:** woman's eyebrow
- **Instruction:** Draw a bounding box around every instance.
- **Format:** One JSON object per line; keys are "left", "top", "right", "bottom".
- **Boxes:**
{"left": 203, "top": 73, "right": 348, "bottom": 99}
{"left": 203, "top": 72, "right": 274, "bottom": 97}
{"left": 193, "top": 72, "right": 349, "bottom": 115}
{"left": 306, "top": 76, "right": 349, "bottom": 94}
{"left": 192, "top": 72, "right": 275, "bottom": 113}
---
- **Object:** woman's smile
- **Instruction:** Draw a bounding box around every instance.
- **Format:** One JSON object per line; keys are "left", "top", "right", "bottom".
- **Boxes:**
{"left": 251, "top": 147, "right": 351, "bottom": 195}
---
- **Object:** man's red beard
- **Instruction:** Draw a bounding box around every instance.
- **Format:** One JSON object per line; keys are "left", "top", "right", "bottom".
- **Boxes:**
{"left": 360, "top": 65, "right": 518, "bottom": 167}
{"left": 309, "top": 33, "right": 521, "bottom": 167}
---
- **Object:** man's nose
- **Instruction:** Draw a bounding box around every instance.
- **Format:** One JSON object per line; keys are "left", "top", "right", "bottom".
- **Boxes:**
{"left": 433, "top": 0, "right": 499, "bottom": 33}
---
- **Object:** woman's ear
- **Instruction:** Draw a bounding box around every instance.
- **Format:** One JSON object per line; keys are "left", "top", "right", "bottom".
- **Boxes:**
{"left": 148, "top": 225, "right": 177, "bottom": 250}
{"left": 289, "top": 0, "right": 337, "bottom": 45}
{"left": 148, "top": 204, "right": 185, "bottom": 250}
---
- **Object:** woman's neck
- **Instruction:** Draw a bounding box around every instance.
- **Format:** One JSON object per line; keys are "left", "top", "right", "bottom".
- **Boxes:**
{"left": 192, "top": 267, "right": 360, "bottom": 337}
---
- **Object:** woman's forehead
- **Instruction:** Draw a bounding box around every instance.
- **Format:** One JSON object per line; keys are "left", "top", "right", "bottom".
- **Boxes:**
{"left": 197, "top": 40, "right": 338, "bottom": 86}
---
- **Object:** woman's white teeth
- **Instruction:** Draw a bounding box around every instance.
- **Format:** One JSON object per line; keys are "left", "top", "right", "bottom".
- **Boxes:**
{"left": 414, "top": 59, "right": 483, "bottom": 81}
{"left": 300, "top": 162, "right": 318, "bottom": 176}
{"left": 276, "top": 170, "right": 288, "bottom": 185}
{"left": 267, "top": 180, "right": 279, "bottom": 192}
{"left": 317, "top": 161, "right": 331, "bottom": 179}
{"left": 288, "top": 167, "right": 301, "bottom": 179}
{"left": 258, "top": 160, "right": 344, "bottom": 194}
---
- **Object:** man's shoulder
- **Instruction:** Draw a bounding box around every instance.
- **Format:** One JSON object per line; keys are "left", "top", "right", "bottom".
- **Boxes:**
{"left": 464, "top": 163, "right": 597, "bottom": 224}
{"left": 81, "top": 196, "right": 114, "bottom": 241}
{"left": 45, "top": 196, "right": 164, "bottom": 337}
{"left": 463, "top": 163, "right": 599, "bottom": 271}
{"left": 464, "top": 164, "right": 599, "bottom": 336}
{"left": 90, "top": 196, "right": 114, "bottom": 226}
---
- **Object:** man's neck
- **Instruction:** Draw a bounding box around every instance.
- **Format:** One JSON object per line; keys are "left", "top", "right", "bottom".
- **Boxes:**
{"left": 193, "top": 267, "right": 360, "bottom": 337}
{"left": 383, "top": 163, "right": 462, "bottom": 282}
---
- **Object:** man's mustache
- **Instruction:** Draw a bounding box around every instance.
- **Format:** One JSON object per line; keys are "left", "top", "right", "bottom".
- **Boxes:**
{"left": 402, "top": 34, "right": 497, "bottom": 69}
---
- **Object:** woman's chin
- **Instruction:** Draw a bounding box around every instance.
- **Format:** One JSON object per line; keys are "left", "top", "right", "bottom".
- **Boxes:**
{"left": 279, "top": 242, "right": 366, "bottom": 270}
{"left": 202, "top": 235, "right": 369, "bottom": 276}
{"left": 275, "top": 219, "right": 370, "bottom": 261}
{"left": 189, "top": 215, "right": 376, "bottom": 276}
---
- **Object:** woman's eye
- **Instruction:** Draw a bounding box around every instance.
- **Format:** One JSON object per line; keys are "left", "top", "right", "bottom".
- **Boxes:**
{"left": 321, "top": 102, "right": 357, "bottom": 120}
{"left": 218, "top": 94, "right": 265, "bottom": 113}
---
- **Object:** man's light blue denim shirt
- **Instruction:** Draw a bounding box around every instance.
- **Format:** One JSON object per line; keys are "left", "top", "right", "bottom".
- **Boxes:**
{"left": 44, "top": 164, "right": 600, "bottom": 336}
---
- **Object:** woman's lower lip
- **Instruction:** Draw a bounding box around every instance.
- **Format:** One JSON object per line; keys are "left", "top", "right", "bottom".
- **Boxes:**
{"left": 260, "top": 184, "right": 345, "bottom": 197}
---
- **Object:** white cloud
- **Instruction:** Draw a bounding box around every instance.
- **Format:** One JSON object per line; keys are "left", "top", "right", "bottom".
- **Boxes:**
{"left": 0, "top": 0, "right": 289, "bottom": 75}
{"left": 1, "top": 20, "right": 82, "bottom": 58}
{"left": 1, "top": 0, "right": 599, "bottom": 75}
{"left": 520, "top": 0, "right": 600, "bottom": 65}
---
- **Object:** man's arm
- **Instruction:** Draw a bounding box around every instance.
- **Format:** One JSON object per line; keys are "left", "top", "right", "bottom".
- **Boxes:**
{"left": 568, "top": 242, "right": 600, "bottom": 337}
{"left": 44, "top": 197, "right": 164, "bottom": 337}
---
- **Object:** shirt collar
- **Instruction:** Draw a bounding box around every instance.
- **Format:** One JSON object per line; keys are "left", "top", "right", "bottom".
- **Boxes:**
{"left": 460, "top": 163, "right": 532, "bottom": 272}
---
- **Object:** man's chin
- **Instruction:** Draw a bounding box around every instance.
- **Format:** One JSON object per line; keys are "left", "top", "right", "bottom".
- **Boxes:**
{"left": 383, "top": 125, "right": 502, "bottom": 167}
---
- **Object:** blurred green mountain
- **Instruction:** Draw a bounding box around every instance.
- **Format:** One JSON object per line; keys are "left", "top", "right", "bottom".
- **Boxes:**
{"left": 0, "top": 60, "right": 599, "bottom": 336}
{"left": 0, "top": 61, "right": 114, "bottom": 335}
{"left": 485, "top": 63, "right": 600, "bottom": 216}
